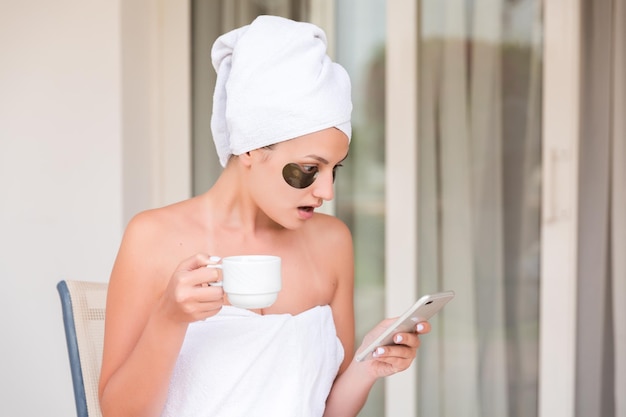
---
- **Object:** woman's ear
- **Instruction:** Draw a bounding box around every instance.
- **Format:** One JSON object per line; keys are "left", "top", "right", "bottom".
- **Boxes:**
{"left": 238, "top": 151, "right": 254, "bottom": 167}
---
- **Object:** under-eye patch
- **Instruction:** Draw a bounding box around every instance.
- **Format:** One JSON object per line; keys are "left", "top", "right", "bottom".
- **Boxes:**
{"left": 282, "top": 163, "right": 319, "bottom": 189}
{"left": 282, "top": 163, "right": 341, "bottom": 189}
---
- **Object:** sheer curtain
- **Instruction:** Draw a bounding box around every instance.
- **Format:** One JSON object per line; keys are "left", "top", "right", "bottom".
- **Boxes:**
{"left": 577, "top": 0, "right": 626, "bottom": 416}
{"left": 417, "top": 1, "right": 542, "bottom": 416}
{"left": 612, "top": 3, "right": 626, "bottom": 416}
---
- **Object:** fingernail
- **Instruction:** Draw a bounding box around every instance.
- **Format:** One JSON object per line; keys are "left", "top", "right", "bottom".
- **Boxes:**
{"left": 395, "top": 334, "right": 403, "bottom": 343}
{"left": 417, "top": 323, "right": 425, "bottom": 332}
{"left": 373, "top": 347, "right": 385, "bottom": 358}
{"left": 209, "top": 256, "right": 221, "bottom": 262}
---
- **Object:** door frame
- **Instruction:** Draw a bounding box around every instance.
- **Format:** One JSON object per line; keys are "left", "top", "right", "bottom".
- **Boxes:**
{"left": 385, "top": 0, "right": 420, "bottom": 415}
{"left": 539, "top": 1, "right": 581, "bottom": 416}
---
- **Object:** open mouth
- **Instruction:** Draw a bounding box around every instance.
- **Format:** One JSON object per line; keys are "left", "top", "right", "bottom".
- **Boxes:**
{"left": 298, "top": 206, "right": 314, "bottom": 213}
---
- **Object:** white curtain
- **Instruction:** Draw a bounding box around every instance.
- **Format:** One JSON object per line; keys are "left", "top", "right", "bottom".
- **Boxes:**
{"left": 418, "top": 1, "right": 542, "bottom": 416}
{"left": 612, "top": 1, "right": 626, "bottom": 416}
{"left": 419, "top": 1, "right": 479, "bottom": 416}
{"left": 576, "top": 0, "right": 626, "bottom": 416}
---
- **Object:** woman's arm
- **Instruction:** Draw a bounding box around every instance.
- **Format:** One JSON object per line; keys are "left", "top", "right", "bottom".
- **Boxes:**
{"left": 321, "top": 217, "right": 431, "bottom": 417}
{"left": 98, "top": 212, "right": 223, "bottom": 417}
{"left": 323, "top": 317, "right": 430, "bottom": 417}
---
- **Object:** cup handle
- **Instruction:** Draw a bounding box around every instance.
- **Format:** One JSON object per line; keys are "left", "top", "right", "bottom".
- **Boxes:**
{"left": 206, "top": 263, "right": 223, "bottom": 287}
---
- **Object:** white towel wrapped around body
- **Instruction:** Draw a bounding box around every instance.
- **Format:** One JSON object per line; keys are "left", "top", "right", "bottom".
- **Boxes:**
{"left": 211, "top": 15, "right": 352, "bottom": 167}
{"left": 161, "top": 305, "right": 344, "bottom": 417}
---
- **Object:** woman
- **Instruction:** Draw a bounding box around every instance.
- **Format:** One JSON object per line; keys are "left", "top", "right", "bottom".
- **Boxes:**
{"left": 98, "top": 15, "right": 430, "bottom": 417}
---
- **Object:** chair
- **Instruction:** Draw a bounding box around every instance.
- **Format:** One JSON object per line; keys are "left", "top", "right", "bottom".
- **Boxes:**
{"left": 57, "top": 280, "right": 108, "bottom": 417}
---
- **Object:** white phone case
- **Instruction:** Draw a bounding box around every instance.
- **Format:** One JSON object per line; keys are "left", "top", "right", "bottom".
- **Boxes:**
{"left": 354, "top": 290, "right": 455, "bottom": 362}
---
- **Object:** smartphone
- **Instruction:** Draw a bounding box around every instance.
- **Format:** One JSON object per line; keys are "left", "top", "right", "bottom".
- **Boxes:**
{"left": 354, "top": 290, "right": 455, "bottom": 362}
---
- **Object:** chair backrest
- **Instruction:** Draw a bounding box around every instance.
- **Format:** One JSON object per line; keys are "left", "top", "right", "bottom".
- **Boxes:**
{"left": 57, "top": 280, "right": 108, "bottom": 417}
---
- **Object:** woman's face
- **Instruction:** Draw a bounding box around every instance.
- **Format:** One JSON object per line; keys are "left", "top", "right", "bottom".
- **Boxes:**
{"left": 246, "top": 127, "right": 349, "bottom": 229}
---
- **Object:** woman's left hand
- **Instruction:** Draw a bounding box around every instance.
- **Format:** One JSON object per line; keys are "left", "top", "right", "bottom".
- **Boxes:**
{"left": 355, "top": 318, "right": 431, "bottom": 378}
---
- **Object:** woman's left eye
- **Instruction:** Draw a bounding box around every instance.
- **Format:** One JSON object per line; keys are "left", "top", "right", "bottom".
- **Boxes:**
{"left": 301, "top": 165, "right": 318, "bottom": 174}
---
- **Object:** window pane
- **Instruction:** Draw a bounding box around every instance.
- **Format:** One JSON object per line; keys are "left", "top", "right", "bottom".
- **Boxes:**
{"left": 417, "top": 1, "right": 542, "bottom": 416}
{"left": 334, "top": 1, "right": 387, "bottom": 416}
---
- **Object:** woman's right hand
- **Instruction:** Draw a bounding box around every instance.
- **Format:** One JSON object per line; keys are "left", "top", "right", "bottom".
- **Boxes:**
{"left": 354, "top": 317, "right": 431, "bottom": 379}
{"left": 157, "top": 253, "right": 225, "bottom": 323}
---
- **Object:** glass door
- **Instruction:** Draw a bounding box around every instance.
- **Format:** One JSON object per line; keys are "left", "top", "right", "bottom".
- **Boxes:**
{"left": 416, "top": 0, "right": 544, "bottom": 408}
{"left": 190, "top": 1, "right": 568, "bottom": 417}
{"left": 385, "top": 1, "right": 545, "bottom": 416}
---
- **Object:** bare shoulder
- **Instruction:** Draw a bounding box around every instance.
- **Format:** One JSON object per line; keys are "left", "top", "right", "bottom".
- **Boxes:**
{"left": 121, "top": 198, "right": 202, "bottom": 251}
{"left": 124, "top": 199, "right": 193, "bottom": 237}
{"left": 305, "top": 212, "right": 353, "bottom": 246}
{"left": 112, "top": 198, "right": 203, "bottom": 290}
{"left": 301, "top": 212, "right": 354, "bottom": 276}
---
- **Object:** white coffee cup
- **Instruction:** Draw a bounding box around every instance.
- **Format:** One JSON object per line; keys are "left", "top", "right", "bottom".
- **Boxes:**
{"left": 207, "top": 255, "right": 282, "bottom": 309}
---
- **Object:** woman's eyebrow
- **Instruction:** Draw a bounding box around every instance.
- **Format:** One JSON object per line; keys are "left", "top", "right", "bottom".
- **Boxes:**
{"left": 305, "top": 155, "right": 330, "bottom": 165}
{"left": 304, "top": 152, "right": 349, "bottom": 165}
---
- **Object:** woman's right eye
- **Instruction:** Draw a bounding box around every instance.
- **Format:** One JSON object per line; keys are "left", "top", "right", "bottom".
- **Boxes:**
{"left": 301, "top": 165, "right": 319, "bottom": 174}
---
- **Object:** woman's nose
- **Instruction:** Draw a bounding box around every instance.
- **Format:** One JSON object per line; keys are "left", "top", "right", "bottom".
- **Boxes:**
{"left": 311, "top": 170, "right": 335, "bottom": 201}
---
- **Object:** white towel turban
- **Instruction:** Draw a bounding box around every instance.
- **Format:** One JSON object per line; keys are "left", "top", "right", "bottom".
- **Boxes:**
{"left": 211, "top": 15, "right": 353, "bottom": 167}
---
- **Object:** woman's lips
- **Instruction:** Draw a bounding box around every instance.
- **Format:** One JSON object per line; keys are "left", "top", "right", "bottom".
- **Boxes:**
{"left": 298, "top": 206, "right": 315, "bottom": 219}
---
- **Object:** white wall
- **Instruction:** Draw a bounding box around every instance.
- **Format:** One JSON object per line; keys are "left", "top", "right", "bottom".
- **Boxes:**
{"left": 0, "top": 1, "right": 123, "bottom": 415}
{"left": 0, "top": 1, "right": 190, "bottom": 414}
